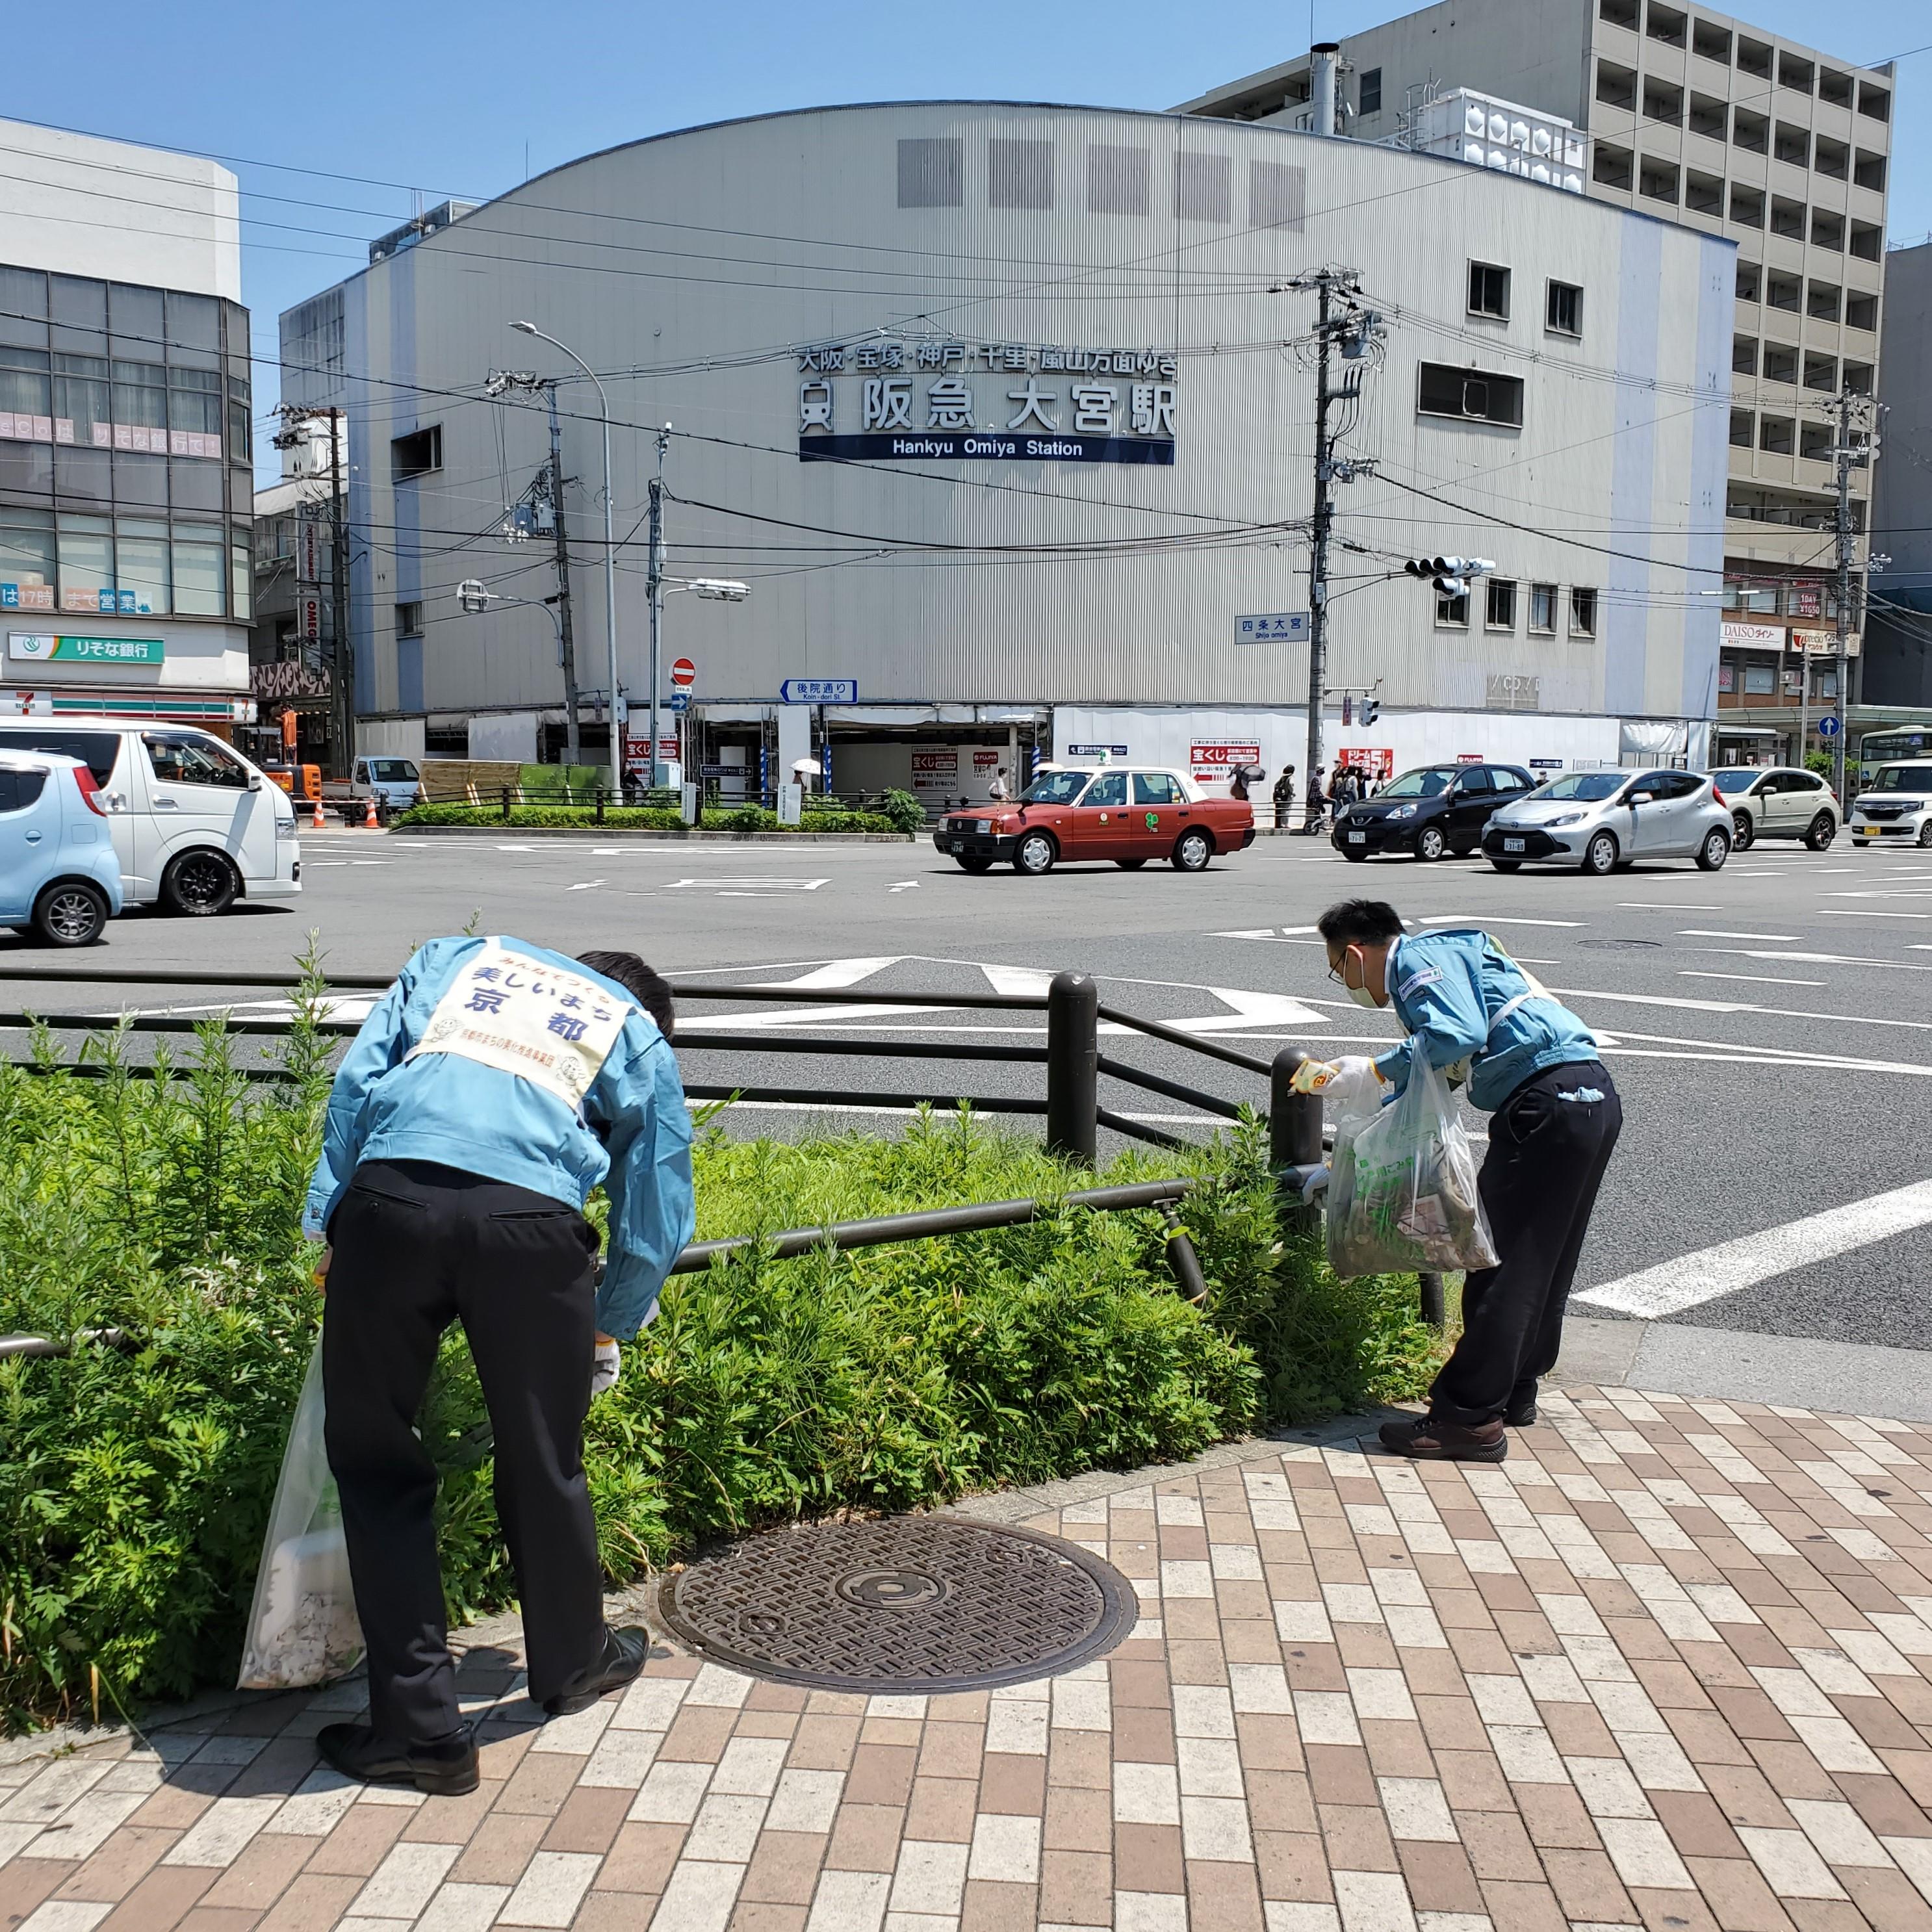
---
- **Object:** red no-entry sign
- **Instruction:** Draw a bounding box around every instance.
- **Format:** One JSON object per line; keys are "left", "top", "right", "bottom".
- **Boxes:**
{"left": 670, "top": 658, "right": 696, "bottom": 689}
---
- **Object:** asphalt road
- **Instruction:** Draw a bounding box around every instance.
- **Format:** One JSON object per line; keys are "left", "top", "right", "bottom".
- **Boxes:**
{"left": 8, "top": 823, "right": 1932, "bottom": 1355}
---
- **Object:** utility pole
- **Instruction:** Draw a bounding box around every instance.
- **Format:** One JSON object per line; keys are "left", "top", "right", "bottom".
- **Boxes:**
{"left": 542, "top": 385, "right": 583, "bottom": 767}
{"left": 1825, "top": 386, "right": 1876, "bottom": 804}
{"left": 645, "top": 422, "right": 671, "bottom": 790}
{"left": 329, "top": 412, "right": 352, "bottom": 777}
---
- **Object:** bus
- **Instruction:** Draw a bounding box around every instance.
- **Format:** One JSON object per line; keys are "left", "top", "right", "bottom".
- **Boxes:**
{"left": 1857, "top": 725, "right": 1932, "bottom": 788}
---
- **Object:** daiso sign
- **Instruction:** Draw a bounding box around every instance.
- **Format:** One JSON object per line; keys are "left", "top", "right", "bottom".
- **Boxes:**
{"left": 1189, "top": 741, "right": 1261, "bottom": 782}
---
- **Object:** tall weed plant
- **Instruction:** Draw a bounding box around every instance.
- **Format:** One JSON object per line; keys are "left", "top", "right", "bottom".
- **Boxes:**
{"left": 0, "top": 1001, "right": 1436, "bottom": 1729}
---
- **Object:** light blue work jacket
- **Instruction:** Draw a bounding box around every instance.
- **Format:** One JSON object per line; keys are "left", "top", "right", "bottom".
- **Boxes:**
{"left": 1369, "top": 927, "right": 1601, "bottom": 1113}
{"left": 303, "top": 936, "right": 695, "bottom": 1339}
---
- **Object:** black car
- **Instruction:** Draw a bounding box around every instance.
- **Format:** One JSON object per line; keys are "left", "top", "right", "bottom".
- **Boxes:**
{"left": 1332, "top": 763, "right": 1536, "bottom": 861}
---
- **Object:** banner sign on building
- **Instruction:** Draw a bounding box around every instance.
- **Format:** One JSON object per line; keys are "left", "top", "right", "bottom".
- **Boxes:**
{"left": 797, "top": 339, "right": 1178, "bottom": 465}
{"left": 1189, "top": 741, "right": 1261, "bottom": 781}
{"left": 8, "top": 632, "right": 165, "bottom": 665}
{"left": 298, "top": 593, "right": 323, "bottom": 642}
{"left": 251, "top": 660, "right": 332, "bottom": 700}
{"left": 911, "top": 749, "right": 959, "bottom": 801}
{"left": 1333, "top": 747, "right": 1395, "bottom": 780}
{"left": 1721, "top": 622, "right": 1784, "bottom": 648}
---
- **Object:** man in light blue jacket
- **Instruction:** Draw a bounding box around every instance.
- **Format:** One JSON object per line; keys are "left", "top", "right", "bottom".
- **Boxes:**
{"left": 1294, "top": 899, "right": 1621, "bottom": 1462}
{"left": 303, "top": 938, "right": 694, "bottom": 1794}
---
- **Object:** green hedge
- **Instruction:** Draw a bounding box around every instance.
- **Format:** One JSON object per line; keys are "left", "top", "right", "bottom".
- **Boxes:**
{"left": 0, "top": 996, "right": 1436, "bottom": 1728}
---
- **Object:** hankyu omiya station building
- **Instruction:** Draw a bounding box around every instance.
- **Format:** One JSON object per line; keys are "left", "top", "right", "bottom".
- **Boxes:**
{"left": 279, "top": 99, "right": 1734, "bottom": 800}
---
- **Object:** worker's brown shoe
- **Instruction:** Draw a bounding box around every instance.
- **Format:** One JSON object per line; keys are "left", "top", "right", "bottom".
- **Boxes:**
{"left": 1378, "top": 1413, "right": 1508, "bottom": 1462}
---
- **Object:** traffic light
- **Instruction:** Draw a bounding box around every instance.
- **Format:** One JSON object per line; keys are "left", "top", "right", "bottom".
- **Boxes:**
{"left": 1361, "top": 697, "right": 1380, "bottom": 728}
{"left": 1403, "top": 556, "right": 1496, "bottom": 599}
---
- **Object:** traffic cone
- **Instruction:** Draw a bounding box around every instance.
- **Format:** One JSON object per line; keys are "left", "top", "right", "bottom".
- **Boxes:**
{"left": 310, "top": 793, "right": 325, "bottom": 832}
{"left": 363, "top": 793, "right": 380, "bottom": 831}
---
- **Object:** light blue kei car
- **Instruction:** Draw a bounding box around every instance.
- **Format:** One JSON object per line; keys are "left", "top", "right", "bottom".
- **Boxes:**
{"left": 0, "top": 747, "right": 125, "bottom": 946}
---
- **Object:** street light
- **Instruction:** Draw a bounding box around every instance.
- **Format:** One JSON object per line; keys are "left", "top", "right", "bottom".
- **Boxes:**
{"left": 510, "top": 320, "right": 619, "bottom": 776}
{"left": 456, "top": 580, "right": 574, "bottom": 739}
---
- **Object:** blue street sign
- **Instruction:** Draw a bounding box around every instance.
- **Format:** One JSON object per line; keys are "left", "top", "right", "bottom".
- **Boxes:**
{"left": 667, "top": 690, "right": 691, "bottom": 713}
{"left": 1234, "top": 612, "right": 1310, "bottom": 646}
{"left": 779, "top": 678, "right": 858, "bottom": 704}
{"left": 1817, "top": 714, "right": 1841, "bottom": 738}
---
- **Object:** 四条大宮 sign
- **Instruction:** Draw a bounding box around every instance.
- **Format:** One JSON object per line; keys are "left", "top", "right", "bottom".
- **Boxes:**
{"left": 797, "top": 339, "right": 1177, "bottom": 465}
{"left": 8, "top": 632, "right": 166, "bottom": 665}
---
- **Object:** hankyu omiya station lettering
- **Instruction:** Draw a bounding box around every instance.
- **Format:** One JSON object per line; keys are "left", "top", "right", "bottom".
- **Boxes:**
{"left": 798, "top": 338, "right": 1178, "bottom": 465}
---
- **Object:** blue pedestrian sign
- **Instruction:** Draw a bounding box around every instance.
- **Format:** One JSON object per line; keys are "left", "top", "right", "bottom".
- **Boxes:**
{"left": 1817, "top": 714, "right": 1841, "bottom": 739}
{"left": 1235, "top": 612, "right": 1310, "bottom": 646}
{"left": 667, "top": 690, "right": 691, "bottom": 713}
{"left": 779, "top": 678, "right": 858, "bottom": 704}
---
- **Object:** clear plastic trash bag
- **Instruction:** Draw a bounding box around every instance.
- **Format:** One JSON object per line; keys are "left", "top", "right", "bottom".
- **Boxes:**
{"left": 1325, "top": 1055, "right": 1499, "bottom": 1278}
{"left": 236, "top": 1339, "right": 365, "bottom": 1690}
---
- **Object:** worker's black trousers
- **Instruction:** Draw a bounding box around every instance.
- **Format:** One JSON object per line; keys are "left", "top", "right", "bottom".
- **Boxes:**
{"left": 322, "top": 1160, "right": 606, "bottom": 1744}
{"left": 1428, "top": 1063, "right": 1623, "bottom": 1426}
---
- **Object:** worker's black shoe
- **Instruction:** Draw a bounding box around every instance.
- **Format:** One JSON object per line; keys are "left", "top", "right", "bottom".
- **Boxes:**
{"left": 1378, "top": 1413, "right": 1508, "bottom": 1462}
{"left": 317, "top": 1721, "right": 479, "bottom": 1796}
{"left": 1506, "top": 1394, "right": 1539, "bottom": 1428}
{"left": 543, "top": 1625, "right": 649, "bottom": 1717}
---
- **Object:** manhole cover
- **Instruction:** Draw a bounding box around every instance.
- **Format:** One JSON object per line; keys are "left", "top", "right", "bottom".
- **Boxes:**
{"left": 1578, "top": 938, "right": 1662, "bottom": 949}
{"left": 657, "top": 1517, "right": 1138, "bottom": 1694}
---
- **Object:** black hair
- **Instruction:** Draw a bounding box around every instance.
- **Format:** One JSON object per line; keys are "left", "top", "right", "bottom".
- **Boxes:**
{"left": 1316, "top": 899, "right": 1405, "bottom": 949}
{"left": 576, "top": 951, "right": 676, "bottom": 1040}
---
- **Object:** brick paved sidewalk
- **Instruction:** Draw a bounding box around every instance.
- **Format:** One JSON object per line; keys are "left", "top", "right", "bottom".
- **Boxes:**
{"left": 6, "top": 1384, "right": 1932, "bottom": 1932}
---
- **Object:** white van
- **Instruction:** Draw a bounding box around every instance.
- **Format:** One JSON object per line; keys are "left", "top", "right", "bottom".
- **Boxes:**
{"left": 1848, "top": 760, "right": 1932, "bottom": 849}
{"left": 0, "top": 719, "right": 300, "bottom": 915}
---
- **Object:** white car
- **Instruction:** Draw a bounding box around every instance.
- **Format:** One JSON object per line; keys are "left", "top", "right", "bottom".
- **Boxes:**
{"left": 0, "top": 719, "right": 300, "bottom": 915}
{"left": 1849, "top": 761, "right": 1932, "bottom": 849}
{"left": 1708, "top": 767, "right": 1840, "bottom": 851}
{"left": 1482, "top": 767, "right": 1731, "bottom": 875}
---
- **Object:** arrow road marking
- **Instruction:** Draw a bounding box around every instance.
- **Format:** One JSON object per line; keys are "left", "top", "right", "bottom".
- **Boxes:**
{"left": 888, "top": 881, "right": 920, "bottom": 892}
{"left": 567, "top": 880, "right": 605, "bottom": 891}
{"left": 1577, "top": 1179, "right": 1932, "bottom": 1319}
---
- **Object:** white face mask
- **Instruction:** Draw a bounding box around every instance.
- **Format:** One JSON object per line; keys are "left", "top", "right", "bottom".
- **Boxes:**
{"left": 1346, "top": 981, "right": 1381, "bottom": 1010}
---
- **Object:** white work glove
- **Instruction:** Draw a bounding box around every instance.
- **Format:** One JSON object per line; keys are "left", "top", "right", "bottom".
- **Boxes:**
{"left": 1289, "top": 1055, "right": 1385, "bottom": 1111}
{"left": 590, "top": 1339, "right": 621, "bottom": 1399}
{"left": 1298, "top": 1163, "right": 1331, "bottom": 1205}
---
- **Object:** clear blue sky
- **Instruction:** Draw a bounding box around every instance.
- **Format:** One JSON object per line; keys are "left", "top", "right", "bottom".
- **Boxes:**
{"left": 9, "top": 0, "right": 1927, "bottom": 456}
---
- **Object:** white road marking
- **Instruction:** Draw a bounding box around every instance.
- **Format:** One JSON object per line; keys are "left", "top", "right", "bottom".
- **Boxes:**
{"left": 567, "top": 881, "right": 605, "bottom": 892}
{"left": 1179, "top": 989, "right": 1327, "bottom": 1031}
{"left": 887, "top": 881, "right": 920, "bottom": 893}
{"left": 1555, "top": 985, "right": 1932, "bottom": 1033}
{"left": 755, "top": 958, "right": 901, "bottom": 990}
{"left": 981, "top": 965, "right": 1055, "bottom": 998}
{"left": 1619, "top": 903, "right": 1725, "bottom": 910}
{"left": 1417, "top": 914, "right": 1585, "bottom": 928}
{"left": 663, "top": 877, "right": 830, "bottom": 891}
{"left": 1692, "top": 947, "right": 1932, "bottom": 972}
{"left": 1577, "top": 1180, "right": 1932, "bottom": 1318}
{"left": 1678, "top": 930, "right": 1801, "bottom": 941}
{"left": 1818, "top": 909, "right": 1932, "bottom": 920}
{"left": 1679, "top": 972, "right": 1826, "bottom": 988}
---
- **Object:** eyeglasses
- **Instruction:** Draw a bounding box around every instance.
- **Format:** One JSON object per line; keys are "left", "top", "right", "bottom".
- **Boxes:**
{"left": 1325, "top": 956, "right": 1347, "bottom": 985}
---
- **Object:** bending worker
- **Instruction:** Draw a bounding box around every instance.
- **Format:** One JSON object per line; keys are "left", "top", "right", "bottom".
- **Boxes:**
{"left": 302, "top": 937, "right": 694, "bottom": 1794}
{"left": 1295, "top": 899, "right": 1620, "bottom": 1462}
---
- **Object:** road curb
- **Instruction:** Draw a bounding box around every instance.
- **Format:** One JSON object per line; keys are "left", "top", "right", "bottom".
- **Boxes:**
{"left": 1558, "top": 1313, "right": 1932, "bottom": 1421}
{"left": 389, "top": 827, "right": 917, "bottom": 844}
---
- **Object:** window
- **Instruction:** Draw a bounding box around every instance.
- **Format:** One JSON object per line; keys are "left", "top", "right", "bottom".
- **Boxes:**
{"left": 1732, "top": 108, "right": 1768, "bottom": 153}
{"left": 1773, "top": 123, "right": 1809, "bottom": 167}
{"left": 1736, "top": 36, "right": 1772, "bottom": 78}
{"left": 1436, "top": 586, "right": 1469, "bottom": 626}
{"left": 1854, "top": 150, "right": 1887, "bottom": 192}
{"left": 143, "top": 730, "right": 249, "bottom": 790}
{"left": 1766, "top": 273, "right": 1800, "bottom": 312}
{"left": 396, "top": 600, "right": 424, "bottom": 638}
{"left": 1858, "top": 81, "right": 1889, "bottom": 122}
{"left": 1639, "top": 157, "right": 1679, "bottom": 205}
{"left": 1732, "top": 337, "right": 1757, "bottom": 376}
{"left": 1803, "top": 354, "right": 1836, "bottom": 393}
{"left": 115, "top": 517, "right": 169, "bottom": 614}
{"left": 1742, "top": 665, "right": 1777, "bottom": 695}
{"left": 231, "top": 541, "right": 250, "bottom": 623}
{"left": 1596, "top": 62, "right": 1638, "bottom": 112}
{"left": 1530, "top": 582, "right": 1558, "bottom": 631}
{"left": 1468, "top": 262, "right": 1510, "bottom": 319}
{"left": 1570, "top": 587, "right": 1597, "bottom": 636}
{"left": 1813, "top": 136, "right": 1848, "bottom": 180}
{"left": 1133, "top": 772, "right": 1181, "bottom": 805}
{"left": 1816, "top": 66, "right": 1851, "bottom": 107}
{"left": 1810, "top": 211, "right": 1843, "bottom": 253}
{"left": 1486, "top": 578, "right": 1517, "bottom": 629}
{"left": 1846, "top": 292, "right": 1877, "bottom": 331}
{"left": 1599, "top": 0, "right": 1637, "bottom": 26}
{"left": 1081, "top": 772, "right": 1127, "bottom": 807}
{"left": 1692, "top": 18, "right": 1731, "bottom": 61}
{"left": 1758, "top": 415, "right": 1794, "bottom": 454}
{"left": 1843, "top": 360, "right": 1873, "bottom": 396}
{"left": 1762, "top": 345, "right": 1797, "bottom": 384}
{"left": 1688, "top": 94, "right": 1728, "bottom": 140}
{"left": 1729, "top": 185, "right": 1764, "bottom": 227}
{"left": 1777, "top": 52, "right": 1814, "bottom": 94}
{"left": 1645, "top": 3, "right": 1686, "bottom": 45}
{"left": 0, "top": 729, "right": 119, "bottom": 784}
{"left": 1642, "top": 79, "right": 1684, "bottom": 126}
{"left": 1735, "top": 263, "right": 1760, "bottom": 303}
{"left": 1770, "top": 197, "right": 1805, "bottom": 238}
{"left": 0, "top": 506, "right": 55, "bottom": 609}
{"left": 0, "top": 769, "right": 46, "bottom": 814}
{"left": 390, "top": 426, "right": 441, "bottom": 482}
{"left": 1417, "top": 363, "right": 1524, "bottom": 427}
{"left": 1685, "top": 170, "right": 1723, "bottom": 216}
{"left": 56, "top": 514, "right": 112, "bottom": 613}
{"left": 173, "top": 524, "right": 225, "bottom": 615}
{"left": 1546, "top": 281, "right": 1582, "bottom": 337}
{"left": 1849, "top": 222, "right": 1882, "bottom": 263}
{"left": 1359, "top": 68, "right": 1382, "bottom": 116}
{"left": 1592, "top": 145, "right": 1632, "bottom": 193}
{"left": 1730, "top": 409, "right": 1755, "bottom": 448}
{"left": 1807, "top": 281, "right": 1841, "bottom": 322}
{"left": 1799, "top": 422, "right": 1832, "bottom": 461}
{"left": 169, "top": 366, "right": 222, "bottom": 437}
{"left": 1454, "top": 766, "right": 1493, "bottom": 793}
{"left": 1718, "top": 661, "right": 1736, "bottom": 693}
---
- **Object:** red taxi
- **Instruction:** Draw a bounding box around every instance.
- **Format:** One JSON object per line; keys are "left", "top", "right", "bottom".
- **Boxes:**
{"left": 934, "top": 766, "right": 1256, "bottom": 876}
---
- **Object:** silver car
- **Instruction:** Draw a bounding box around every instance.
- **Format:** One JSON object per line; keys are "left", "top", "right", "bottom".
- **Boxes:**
{"left": 1482, "top": 768, "right": 1732, "bottom": 876}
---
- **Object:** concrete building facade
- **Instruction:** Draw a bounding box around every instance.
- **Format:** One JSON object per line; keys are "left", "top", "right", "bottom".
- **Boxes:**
{"left": 1179, "top": 0, "right": 1894, "bottom": 767}
{"left": 0, "top": 118, "right": 256, "bottom": 732}
{"left": 279, "top": 101, "right": 1732, "bottom": 795}
{"left": 1864, "top": 238, "right": 1932, "bottom": 722}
